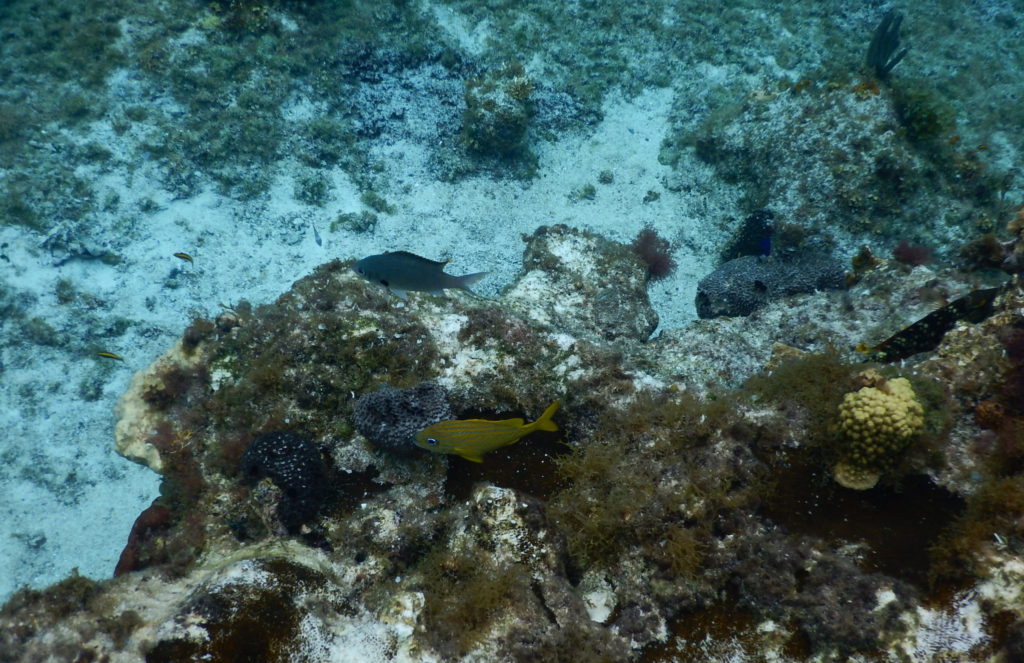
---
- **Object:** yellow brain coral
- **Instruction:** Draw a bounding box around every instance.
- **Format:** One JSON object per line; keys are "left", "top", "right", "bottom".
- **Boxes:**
{"left": 833, "top": 371, "right": 924, "bottom": 490}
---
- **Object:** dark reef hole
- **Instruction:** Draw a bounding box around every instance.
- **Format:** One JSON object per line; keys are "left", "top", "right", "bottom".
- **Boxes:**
{"left": 442, "top": 413, "right": 570, "bottom": 502}
{"left": 761, "top": 461, "right": 965, "bottom": 590}
{"left": 640, "top": 602, "right": 799, "bottom": 663}
{"left": 330, "top": 466, "right": 390, "bottom": 510}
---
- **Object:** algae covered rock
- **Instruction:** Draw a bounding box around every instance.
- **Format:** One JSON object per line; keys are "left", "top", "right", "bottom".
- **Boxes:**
{"left": 7, "top": 222, "right": 1021, "bottom": 661}
{"left": 674, "top": 78, "right": 1005, "bottom": 258}
{"left": 507, "top": 224, "right": 659, "bottom": 341}
{"left": 463, "top": 62, "right": 533, "bottom": 158}
{"left": 114, "top": 337, "right": 209, "bottom": 473}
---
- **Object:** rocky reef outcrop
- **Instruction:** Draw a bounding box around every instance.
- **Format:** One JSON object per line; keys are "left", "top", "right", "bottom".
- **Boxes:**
{"left": 4, "top": 223, "right": 1024, "bottom": 662}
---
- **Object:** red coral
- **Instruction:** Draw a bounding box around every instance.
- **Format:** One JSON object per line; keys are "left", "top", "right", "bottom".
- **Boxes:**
{"left": 114, "top": 502, "right": 172, "bottom": 576}
{"left": 892, "top": 240, "right": 932, "bottom": 266}
{"left": 631, "top": 227, "right": 677, "bottom": 281}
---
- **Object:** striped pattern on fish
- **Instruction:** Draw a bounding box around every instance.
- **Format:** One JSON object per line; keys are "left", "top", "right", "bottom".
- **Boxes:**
{"left": 414, "top": 401, "right": 560, "bottom": 462}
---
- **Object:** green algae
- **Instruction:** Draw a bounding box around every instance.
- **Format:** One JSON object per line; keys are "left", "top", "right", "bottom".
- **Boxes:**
{"left": 417, "top": 549, "right": 532, "bottom": 658}
{"left": 547, "top": 388, "right": 739, "bottom": 569}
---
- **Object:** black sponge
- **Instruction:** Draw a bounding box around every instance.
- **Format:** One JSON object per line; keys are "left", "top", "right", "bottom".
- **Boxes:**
{"left": 241, "top": 432, "right": 328, "bottom": 533}
{"left": 353, "top": 382, "right": 452, "bottom": 456}
{"left": 695, "top": 253, "right": 846, "bottom": 319}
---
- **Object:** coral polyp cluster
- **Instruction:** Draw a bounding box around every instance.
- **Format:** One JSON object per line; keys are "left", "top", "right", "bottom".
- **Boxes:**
{"left": 834, "top": 370, "right": 925, "bottom": 490}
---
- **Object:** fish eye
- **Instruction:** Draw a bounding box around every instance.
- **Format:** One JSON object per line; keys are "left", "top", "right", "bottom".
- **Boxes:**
{"left": 426, "top": 438, "right": 438, "bottom": 446}
{"left": 356, "top": 268, "right": 364, "bottom": 275}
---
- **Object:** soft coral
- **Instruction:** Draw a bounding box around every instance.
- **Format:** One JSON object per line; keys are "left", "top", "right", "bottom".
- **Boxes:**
{"left": 631, "top": 227, "right": 676, "bottom": 281}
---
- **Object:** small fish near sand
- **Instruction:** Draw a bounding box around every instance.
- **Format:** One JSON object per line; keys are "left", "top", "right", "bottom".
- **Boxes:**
{"left": 353, "top": 251, "right": 488, "bottom": 300}
{"left": 415, "top": 401, "right": 560, "bottom": 463}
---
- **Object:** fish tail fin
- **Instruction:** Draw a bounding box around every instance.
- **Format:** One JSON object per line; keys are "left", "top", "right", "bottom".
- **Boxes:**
{"left": 455, "top": 271, "right": 489, "bottom": 295}
{"left": 532, "top": 401, "right": 560, "bottom": 432}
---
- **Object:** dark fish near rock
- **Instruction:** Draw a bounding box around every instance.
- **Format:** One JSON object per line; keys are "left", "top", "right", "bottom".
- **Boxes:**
{"left": 857, "top": 285, "right": 1004, "bottom": 362}
{"left": 353, "top": 251, "right": 488, "bottom": 300}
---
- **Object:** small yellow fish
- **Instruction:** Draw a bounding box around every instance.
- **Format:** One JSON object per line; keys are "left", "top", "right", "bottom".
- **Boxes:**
{"left": 97, "top": 351, "right": 124, "bottom": 361}
{"left": 415, "top": 401, "right": 560, "bottom": 462}
{"left": 173, "top": 252, "right": 194, "bottom": 264}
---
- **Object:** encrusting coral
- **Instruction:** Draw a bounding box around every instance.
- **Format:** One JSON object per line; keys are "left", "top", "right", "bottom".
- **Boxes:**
{"left": 833, "top": 369, "right": 925, "bottom": 490}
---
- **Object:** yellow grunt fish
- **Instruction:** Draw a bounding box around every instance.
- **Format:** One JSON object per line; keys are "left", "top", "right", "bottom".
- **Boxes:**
{"left": 415, "top": 401, "right": 560, "bottom": 463}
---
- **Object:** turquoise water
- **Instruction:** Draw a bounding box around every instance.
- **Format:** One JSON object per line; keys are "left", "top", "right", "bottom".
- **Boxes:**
{"left": 0, "top": 1, "right": 1020, "bottom": 658}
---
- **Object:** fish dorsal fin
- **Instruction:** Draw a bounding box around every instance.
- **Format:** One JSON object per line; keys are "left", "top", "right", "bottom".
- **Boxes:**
{"left": 463, "top": 417, "right": 525, "bottom": 428}
{"left": 387, "top": 251, "right": 449, "bottom": 270}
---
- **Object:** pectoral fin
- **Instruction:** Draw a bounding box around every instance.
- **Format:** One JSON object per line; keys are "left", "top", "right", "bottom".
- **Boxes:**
{"left": 456, "top": 450, "right": 485, "bottom": 463}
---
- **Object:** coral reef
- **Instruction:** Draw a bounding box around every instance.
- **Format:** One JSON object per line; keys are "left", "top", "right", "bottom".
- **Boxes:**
{"left": 3, "top": 3, "right": 1024, "bottom": 660}
{"left": 4, "top": 216, "right": 1024, "bottom": 661}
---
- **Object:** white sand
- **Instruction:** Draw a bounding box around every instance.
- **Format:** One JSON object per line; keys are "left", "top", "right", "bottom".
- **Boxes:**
{"left": 0, "top": 77, "right": 734, "bottom": 602}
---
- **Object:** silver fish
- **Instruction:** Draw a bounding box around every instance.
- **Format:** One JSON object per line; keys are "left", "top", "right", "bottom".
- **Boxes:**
{"left": 353, "top": 251, "right": 488, "bottom": 300}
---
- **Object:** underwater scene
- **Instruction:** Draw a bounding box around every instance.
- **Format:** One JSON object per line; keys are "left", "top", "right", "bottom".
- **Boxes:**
{"left": 1, "top": 0, "right": 1023, "bottom": 660}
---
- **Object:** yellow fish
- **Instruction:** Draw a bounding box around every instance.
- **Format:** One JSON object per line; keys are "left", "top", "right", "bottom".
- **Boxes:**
{"left": 415, "top": 401, "right": 560, "bottom": 463}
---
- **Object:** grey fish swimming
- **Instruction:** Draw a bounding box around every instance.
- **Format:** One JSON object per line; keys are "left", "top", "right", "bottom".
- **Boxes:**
{"left": 353, "top": 251, "right": 488, "bottom": 300}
